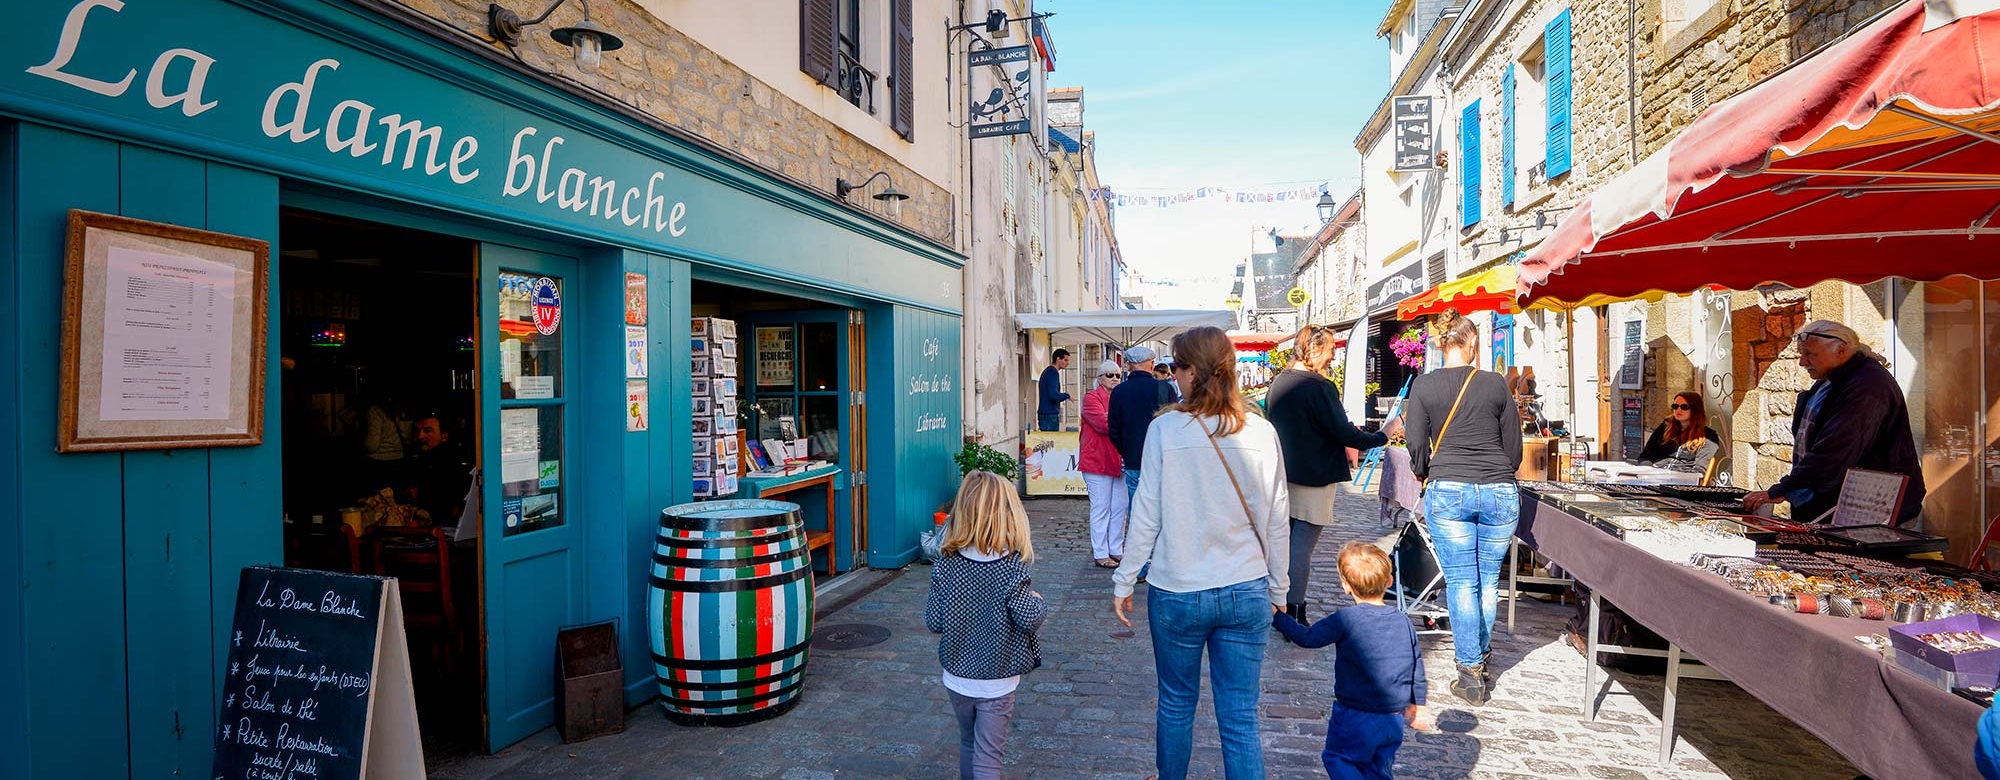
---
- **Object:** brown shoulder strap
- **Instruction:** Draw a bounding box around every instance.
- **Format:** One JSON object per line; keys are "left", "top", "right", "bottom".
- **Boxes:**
{"left": 1202, "top": 421, "right": 1264, "bottom": 550}
{"left": 1428, "top": 370, "right": 1478, "bottom": 460}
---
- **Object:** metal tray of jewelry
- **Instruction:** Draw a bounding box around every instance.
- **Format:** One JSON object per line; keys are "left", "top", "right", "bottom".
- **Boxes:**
{"left": 1815, "top": 524, "right": 1949, "bottom": 556}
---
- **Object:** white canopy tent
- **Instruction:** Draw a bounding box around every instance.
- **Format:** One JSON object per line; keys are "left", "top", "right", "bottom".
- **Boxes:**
{"left": 1013, "top": 309, "right": 1239, "bottom": 347}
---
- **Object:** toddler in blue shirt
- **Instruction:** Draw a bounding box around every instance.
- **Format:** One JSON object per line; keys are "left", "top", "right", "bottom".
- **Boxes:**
{"left": 1275, "top": 542, "right": 1433, "bottom": 780}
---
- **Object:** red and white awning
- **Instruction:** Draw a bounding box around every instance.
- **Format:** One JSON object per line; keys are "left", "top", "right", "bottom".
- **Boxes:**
{"left": 1518, "top": 0, "right": 2000, "bottom": 305}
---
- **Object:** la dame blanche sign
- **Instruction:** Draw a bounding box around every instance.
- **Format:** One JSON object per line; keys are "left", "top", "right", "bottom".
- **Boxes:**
{"left": 0, "top": 0, "right": 962, "bottom": 312}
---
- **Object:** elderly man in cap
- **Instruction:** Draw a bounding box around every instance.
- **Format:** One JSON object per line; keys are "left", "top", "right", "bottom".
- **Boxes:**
{"left": 1108, "top": 345, "right": 1175, "bottom": 504}
{"left": 1744, "top": 320, "right": 1925, "bottom": 525}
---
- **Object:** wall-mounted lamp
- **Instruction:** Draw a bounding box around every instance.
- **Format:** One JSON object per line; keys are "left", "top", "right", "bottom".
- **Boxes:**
{"left": 489, "top": 0, "right": 625, "bottom": 70}
{"left": 837, "top": 171, "right": 910, "bottom": 220}
{"left": 1315, "top": 191, "right": 1338, "bottom": 223}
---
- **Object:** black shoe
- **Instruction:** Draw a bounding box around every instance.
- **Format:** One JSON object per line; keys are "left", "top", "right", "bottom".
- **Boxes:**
{"left": 1285, "top": 603, "right": 1308, "bottom": 624}
{"left": 1451, "top": 663, "right": 1490, "bottom": 706}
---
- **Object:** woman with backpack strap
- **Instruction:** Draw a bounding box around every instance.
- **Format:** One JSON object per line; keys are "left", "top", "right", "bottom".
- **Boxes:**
{"left": 1404, "top": 310, "right": 1523, "bottom": 706}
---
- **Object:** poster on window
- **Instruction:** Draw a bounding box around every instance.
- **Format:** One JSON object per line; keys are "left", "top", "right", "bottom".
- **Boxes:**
{"left": 1023, "top": 431, "right": 1085, "bottom": 496}
{"left": 756, "top": 326, "right": 795, "bottom": 389}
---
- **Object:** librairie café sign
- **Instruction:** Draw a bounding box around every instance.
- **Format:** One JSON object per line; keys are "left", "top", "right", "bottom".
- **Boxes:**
{"left": 2, "top": 1, "right": 962, "bottom": 313}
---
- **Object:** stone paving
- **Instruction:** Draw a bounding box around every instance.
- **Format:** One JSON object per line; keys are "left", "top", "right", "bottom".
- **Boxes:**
{"left": 433, "top": 491, "right": 1859, "bottom": 779}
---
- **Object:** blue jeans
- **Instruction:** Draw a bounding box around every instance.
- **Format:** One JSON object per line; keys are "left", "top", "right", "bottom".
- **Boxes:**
{"left": 1322, "top": 702, "right": 1404, "bottom": 780}
{"left": 1147, "top": 578, "right": 1269, "bottom": 780}
{"left": 1423, "top": 480, "right": 1520, "bottom": 667}
{"left": 1124, "top": 469, "right": 1147, "bottom": 577}
{"left": 1037, "top": 413, "right": 1060, "bottom": 432}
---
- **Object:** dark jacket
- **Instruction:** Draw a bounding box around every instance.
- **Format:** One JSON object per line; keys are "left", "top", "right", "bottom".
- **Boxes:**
{"left": 1637, "top": 423, "right": 1720, "bottom": 464}
{"left": 1266, "top": 369, "right": 1387, "bottom": 487}
{"left": 1405, "top": 366, "right": 1522, "bottom": 484}
{"left": 1106, "top": 371, "right": 1172, "bottom": 470}
{"left": 924, "top": 551, "right": 1045, "bottom": 680}
{"left": 1772, "top": 356, "right": 1925, "bottom": 524}
{"left": 1037, "top": 365, "right": 1069, "bottom": 416}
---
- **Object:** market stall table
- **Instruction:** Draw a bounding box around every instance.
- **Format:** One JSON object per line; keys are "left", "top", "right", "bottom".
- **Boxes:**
{"left": 738, "top": 464, "right": 841, "bottom": 576}
{"left": 1515, "top": 488, "right": 1982, "bottom": 780}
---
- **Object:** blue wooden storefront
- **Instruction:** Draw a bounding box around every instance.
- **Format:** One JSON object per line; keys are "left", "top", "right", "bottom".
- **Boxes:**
{"left": 0, "top": 0, "right": 965, "bottom": 776}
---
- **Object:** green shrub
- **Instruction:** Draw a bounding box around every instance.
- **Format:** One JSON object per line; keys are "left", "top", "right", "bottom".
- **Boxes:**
{"left": 954, "top": 440, "right": 1019, "bottom": 481}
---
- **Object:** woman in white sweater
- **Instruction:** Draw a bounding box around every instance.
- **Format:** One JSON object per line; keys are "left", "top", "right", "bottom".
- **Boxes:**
{"left": 1113, "top": 326, "right": 1290, "bottom": 780}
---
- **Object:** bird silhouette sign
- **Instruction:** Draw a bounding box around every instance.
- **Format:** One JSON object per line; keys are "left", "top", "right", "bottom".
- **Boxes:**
{"left": 969, "top": 55, "right": 1034, "bottom": 139}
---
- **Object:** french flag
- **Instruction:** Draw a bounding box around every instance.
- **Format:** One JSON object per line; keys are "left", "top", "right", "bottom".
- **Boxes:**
{"left": 1032, "top": 17, "right": 1056, "bottom": 71}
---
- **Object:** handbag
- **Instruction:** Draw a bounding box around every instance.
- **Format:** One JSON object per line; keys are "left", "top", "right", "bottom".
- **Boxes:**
{"left": 1418, "top": 370, "right": 1478, "bottom": 489}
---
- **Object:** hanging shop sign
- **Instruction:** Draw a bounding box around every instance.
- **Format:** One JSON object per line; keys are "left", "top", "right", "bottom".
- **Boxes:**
{"left": 1392, "top": 95, "right": 1436, "bottom": 172}
{"left": 1286, "top": 287, "right": 1309, "bottom": 307}
{"left": 1365, "top": 263, "right": 1427, "bottom": 314}
{"left": 967, "top": 44, "right": 1031, "bottom": 68}
{"left": 968, "top": 44, "right": 1033, "bottom": 140}
{"left": 2, "top": 0, "right": 962, "bottom": 312}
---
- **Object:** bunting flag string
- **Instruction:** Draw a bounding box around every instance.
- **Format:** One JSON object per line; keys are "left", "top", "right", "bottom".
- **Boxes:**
{"left": 1089, "top": 183, "right": 1336, "bottom": 209}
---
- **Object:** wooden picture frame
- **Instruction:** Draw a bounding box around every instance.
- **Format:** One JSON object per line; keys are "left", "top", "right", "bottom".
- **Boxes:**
{"left": 60, "top": 209, "right": 268, "bottom": 452}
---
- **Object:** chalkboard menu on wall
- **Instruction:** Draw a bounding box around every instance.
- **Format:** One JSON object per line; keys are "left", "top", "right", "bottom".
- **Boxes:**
{"left": 1621, "top": 396, "right": 1645, "bottom": 460}
{"left": 211, "top": 566, "right": 424, "bottom": 780}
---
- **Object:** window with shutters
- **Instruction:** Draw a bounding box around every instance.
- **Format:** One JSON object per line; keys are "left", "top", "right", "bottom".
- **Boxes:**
{"left": 1511, "top": 41, "right": 1548, "bottom": 202}
{"left": 802, "top": 0, "right": 914, "bottom": 129}
{"left": 1460, "top": 100, "right": 1482, "bottom": 228}
{"left": 1544, "top": 9, "right": 1574, "bottom": 179}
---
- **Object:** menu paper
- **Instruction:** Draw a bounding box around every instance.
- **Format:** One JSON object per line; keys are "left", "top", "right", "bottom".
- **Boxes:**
{"left": 99, "top": 246, "right": 236, "bottom": 421}
{"left": 211, "top": 566, "right": 423, "bottom": 780}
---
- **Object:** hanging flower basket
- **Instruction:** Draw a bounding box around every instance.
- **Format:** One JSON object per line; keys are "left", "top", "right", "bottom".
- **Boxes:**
{"left": 1389, "top": 327, "right": 1428, "bottom": 370}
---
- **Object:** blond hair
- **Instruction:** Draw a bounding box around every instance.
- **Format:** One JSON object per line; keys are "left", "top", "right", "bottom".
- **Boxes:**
{"left": 942, "top": 470, "right": 1035, "bottom": 562}
{"left": 1337, "top": 542, "right": 1393, "bottom": 599}
{"left": 1434, "top": 309, "right": 1480, "bottom": 355}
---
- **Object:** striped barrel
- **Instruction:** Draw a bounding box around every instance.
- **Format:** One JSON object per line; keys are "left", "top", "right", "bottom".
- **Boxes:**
{"left": 649, "top": 499, "right": 815, "bottom": 726}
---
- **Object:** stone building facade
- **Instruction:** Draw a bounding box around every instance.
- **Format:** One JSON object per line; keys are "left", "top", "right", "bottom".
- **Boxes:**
{"left": 387, "top": 0, "right": 960, "bottom": 245}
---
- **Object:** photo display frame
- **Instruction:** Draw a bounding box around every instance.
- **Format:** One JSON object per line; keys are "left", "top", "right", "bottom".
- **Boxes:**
{"left": 60, "top": 210, "right": 268, "bottom": 452}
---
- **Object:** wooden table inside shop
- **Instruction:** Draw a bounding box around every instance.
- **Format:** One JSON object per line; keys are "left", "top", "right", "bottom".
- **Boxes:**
{"left": 738, "top": 464, "right": 841, "bottom": 576}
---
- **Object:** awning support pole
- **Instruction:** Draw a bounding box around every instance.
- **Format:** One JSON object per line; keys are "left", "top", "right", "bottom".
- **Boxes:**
{"left": 1884, "top": 104, "right": 2000, "bottom": 149}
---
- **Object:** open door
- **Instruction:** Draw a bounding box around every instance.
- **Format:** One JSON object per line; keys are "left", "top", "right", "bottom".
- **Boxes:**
{"left": 738, "top": 308, "right": 859, "bottom": 572}
{"left": 847, "top": 310, "right": 869, "bottom": 568}
{"left": 479, "top": 243, "right": 587, "bottom": 750}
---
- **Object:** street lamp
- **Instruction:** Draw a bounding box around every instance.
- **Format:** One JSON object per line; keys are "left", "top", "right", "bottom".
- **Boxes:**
{"left": 1315, "top": 191, "right": 1337, "bottom": 223}
{"left": 837, "top": 171, "right": 910, "bottom": 220}
{"left": 488, "top": 0, "right": 625, "bottom": 70}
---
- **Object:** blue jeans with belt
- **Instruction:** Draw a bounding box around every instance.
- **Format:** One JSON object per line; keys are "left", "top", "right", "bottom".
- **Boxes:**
{"left": 1147, "top": 577, "right": 1269, "bottom": 780}
{"left": 1423, "top": 480, "right": 1520, "bottom": 667}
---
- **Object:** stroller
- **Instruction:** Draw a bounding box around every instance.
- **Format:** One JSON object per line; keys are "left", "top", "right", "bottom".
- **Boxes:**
{"left": 1390, "top": 519, "right": 1453, "bottom": 637}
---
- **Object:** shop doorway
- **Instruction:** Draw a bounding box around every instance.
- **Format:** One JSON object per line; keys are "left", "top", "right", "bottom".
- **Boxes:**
{"left": 693, "top": 280, "right": 869, "bottom": 575}
{"left": 275, "top": 210, "right": 483, "bottom": 758}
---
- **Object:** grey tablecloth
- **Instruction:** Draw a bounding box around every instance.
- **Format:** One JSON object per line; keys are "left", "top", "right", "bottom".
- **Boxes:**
{"left": 1516, "top": 492, "right": 1982, "bottom": 780}
{"left": 1377, "top": 446, "right": 1423, "bottom": 525}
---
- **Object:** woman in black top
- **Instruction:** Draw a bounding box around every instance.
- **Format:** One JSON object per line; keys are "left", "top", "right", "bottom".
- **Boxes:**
{"left": 1266, "top": 324, "right": 1399, "bottom": 624}
{"left": 1637, "top": 391, "right": 1721, "bottom": 476}
{"left": 1403, "top": 311, "right": 1522, "bottom": 707}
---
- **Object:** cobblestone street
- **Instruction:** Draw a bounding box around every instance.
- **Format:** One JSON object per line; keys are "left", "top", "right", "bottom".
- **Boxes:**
{"left": 435, "top": 492, "right": 1858, "bottom": 780}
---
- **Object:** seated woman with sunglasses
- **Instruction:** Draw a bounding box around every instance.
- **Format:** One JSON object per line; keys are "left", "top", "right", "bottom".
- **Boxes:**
{"left": 1636, "top": 391, "right": 1720, "bottom": 474}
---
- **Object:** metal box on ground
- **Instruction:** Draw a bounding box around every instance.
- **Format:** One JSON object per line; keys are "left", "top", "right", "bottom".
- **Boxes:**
{"left": 557, "top": 621, "right": 625, "bottom": 743}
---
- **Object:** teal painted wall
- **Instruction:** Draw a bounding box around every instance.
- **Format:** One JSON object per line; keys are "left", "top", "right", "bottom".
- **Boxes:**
{"left": 0, "top": 0, "right": 962, "bottom": 314}
{"left": 0, "top": 120, "right": 27, "bottom": 780}
{"left": 869, "top": 307, "right": 964, "bottom": 568}
{"left": 3, "top": 124, "right": 282, "bottom": 779}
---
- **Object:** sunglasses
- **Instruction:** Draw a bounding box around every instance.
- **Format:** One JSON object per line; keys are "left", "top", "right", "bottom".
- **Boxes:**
{"left": 1671, "top": 403, "right": 1693, "bottom": 410}
{"left": 1101, "top": 373, "right": 1122, "bottom": 379}
{"left": 1794, "top": 331, "right": 1846, "bottom": 345}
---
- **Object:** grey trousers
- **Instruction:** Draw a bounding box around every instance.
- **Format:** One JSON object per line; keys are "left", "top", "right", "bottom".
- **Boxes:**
{"left": 948, "top": 689, "right": 1014, "bottom": 780}
{"left": 1287, "top": 519, "right": 1326, "bottom": 605}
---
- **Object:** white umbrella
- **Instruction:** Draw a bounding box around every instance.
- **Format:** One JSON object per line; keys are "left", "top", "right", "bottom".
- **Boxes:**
{"left": 1013, "top": 309, "right": 1238, "bottom": 346}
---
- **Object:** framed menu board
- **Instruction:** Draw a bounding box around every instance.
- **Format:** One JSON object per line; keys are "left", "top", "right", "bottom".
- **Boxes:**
{"left": 59, "top": 210, "right": 267, "bottom": 452}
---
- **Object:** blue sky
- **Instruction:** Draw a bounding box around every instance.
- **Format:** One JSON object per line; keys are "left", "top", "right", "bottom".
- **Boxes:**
{"left": 1044, "top": 0, "right": 1391, "bottom": 307}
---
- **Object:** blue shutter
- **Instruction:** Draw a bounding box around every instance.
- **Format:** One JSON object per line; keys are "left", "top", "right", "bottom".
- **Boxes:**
{"left": 1461, "top": 100, "right": 1482, "bottom": 227}
{"left": 1502, "top": 65, "right": 1517, "bottom": 208}
{"left": 1545, "top": 8, "right": 1573, "bottom": 178}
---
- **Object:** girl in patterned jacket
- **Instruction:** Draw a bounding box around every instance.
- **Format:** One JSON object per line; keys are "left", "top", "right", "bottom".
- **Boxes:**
{"left": 924, "top": 470, "right": 1047, "bottom": 780}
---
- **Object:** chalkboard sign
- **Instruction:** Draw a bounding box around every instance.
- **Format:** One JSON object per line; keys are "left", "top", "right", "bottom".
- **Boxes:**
{"left": 1621, "top": 396, "right": 1645, "bottom": 460}
{"left": 212, "top": 566, "right": 424, "bottom": 780}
